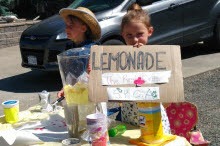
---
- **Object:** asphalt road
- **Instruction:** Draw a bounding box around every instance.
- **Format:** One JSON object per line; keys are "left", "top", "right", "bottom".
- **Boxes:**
{"left": 184, "top": 68, "right": 220, "bottom": 146}
{"left": 0, "top": 45, "right": 63, "bottom": 114}
{"left": 0, "top": 44, "right": 220, "bottom": 145}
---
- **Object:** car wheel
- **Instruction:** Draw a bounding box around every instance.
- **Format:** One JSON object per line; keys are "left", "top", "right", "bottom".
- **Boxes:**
{"left": 102, "top": 39, "right": 125, "bottom": 45}
{"left": 206, "top": 18, "right": 220, "bottom": 50}
{"left": 215, "top": 19, "right": 220, "bottom": 50}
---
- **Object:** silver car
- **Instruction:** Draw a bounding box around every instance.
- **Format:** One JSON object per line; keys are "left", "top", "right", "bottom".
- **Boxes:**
{"left": 20, "top": 0, "right": 220, "bottom": 71}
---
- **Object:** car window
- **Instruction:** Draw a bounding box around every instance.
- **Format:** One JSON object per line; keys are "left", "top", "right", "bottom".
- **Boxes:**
{"left": 68, "top": 0, "right": 125, "bottom": 12}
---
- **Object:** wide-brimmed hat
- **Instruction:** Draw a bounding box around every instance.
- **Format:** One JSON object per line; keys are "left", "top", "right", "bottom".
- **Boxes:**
{"left": 59, "top": 7, "right": 101, "bottom": 41}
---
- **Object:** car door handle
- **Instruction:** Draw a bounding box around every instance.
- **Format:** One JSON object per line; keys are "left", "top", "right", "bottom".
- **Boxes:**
{"left": 169, "top": 3, "right": 179, "bottom": 10}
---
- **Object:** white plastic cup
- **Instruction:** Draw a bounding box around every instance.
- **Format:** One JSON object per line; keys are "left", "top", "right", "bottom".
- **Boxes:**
{"left": 38, "top": 90, "right": 50, "bottom": 110}
{"left": 2, "top": 100, "right": 19, "bottom": 124}
{"left": 86, "top": 113, "right": 108, "bottom": 146}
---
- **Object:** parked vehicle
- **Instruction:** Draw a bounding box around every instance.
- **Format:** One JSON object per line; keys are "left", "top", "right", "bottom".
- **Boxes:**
{"left": 19, "top": 0, "right": 220, "bottom": 71}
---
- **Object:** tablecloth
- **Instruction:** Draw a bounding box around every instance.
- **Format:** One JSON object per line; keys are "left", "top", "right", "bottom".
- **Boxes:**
{"left": 0, "top": 105, "right": 68, "bottom": 146}
{"left": 0, "top": 105, "right": 191, "bottom": 146}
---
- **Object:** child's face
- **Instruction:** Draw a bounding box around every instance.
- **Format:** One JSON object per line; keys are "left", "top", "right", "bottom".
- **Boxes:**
{"left": 65, "top": 17, "right": 87, "bottom": 43}
{"left": 122, "top": 22, "right": 153, "bottom": 46}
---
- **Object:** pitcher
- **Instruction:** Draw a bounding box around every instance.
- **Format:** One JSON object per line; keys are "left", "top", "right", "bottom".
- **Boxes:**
{"left": 57, "top": 47, "right": 96, "bottom": 138}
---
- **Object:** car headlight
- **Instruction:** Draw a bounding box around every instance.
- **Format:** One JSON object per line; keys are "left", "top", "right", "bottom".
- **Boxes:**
{"left": 56, "top": 32, "right": 67, "bottom": 40}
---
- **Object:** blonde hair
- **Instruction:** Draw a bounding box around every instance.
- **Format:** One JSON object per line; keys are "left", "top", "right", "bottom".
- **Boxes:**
{"left": 121, "top": 3, "right": 151, "bottom": 32}
{"left": 127, "top": 3, "right": 142, "bottom": 12}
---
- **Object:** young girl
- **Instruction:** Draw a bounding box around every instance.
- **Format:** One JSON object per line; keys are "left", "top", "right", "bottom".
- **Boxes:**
{"left": 57, "top": 7, "right": 101, "bottom": 98}
{"left": 127, "top": 2, "right": 142, "bottom": 12}
{"left": 120, "top": 4, "right": 171, "bottom": 134}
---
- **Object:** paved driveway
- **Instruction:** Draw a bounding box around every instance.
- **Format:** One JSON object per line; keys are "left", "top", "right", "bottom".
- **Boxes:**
{"left": 181, "top": 43, "right": 220, "bottom": 78}
{"left": 0, "top": 46, "right": 62, "bottom": 114}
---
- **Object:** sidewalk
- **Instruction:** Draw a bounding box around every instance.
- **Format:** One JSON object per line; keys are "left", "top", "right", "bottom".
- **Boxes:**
{"left": 182, "top": 51, "right": 220, "bottom": 78}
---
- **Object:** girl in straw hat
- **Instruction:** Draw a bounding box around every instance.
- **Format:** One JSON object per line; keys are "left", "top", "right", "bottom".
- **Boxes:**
{"left": 59, "top": 7, "right": 101, "bottom": 45}
{"left": 57, "top": 7, "right": 101, "bottom": 98}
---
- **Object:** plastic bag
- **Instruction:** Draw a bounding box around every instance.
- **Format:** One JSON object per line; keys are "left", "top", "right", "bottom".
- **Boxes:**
{"left": 57, "top": 47, "right": 91, "bottom": 105}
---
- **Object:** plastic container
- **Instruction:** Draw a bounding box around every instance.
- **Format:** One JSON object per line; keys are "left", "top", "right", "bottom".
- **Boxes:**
{"left": 86, "top": 113, "right": 108, "bottom": 146}
{"left": 108, "top": 124, "right": 126, "bottom": 137}
{"left": 137, "top": 102, "right": 164, "bottom": 143}
{"left": 38, "top": 90, "right": 51, "bottom": 112}
{"left": 58, "top": 47, "right": 96, "bottom": 138}
{"left": 57, "top": 47, "right": 90, "bottom": 106}
{"left": 63, "top": 102, "right": 95, "bottom": 138}
{"left": 62, "top": 138, "right": 81, "bottom": 146}
{"left": 2, "top": 100, "right": 19, "bottom": 124}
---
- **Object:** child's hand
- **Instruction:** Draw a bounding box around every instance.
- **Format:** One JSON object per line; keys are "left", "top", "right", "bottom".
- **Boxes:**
{"left": 87, "top": 63, "right": 91, "bottom": 73}
{"left": 87, "top": 57, "right": 91, "bottom": 73}
{"left": 57, "top": 88, "right": 64, "bottom": 98}
{"left": 133, "top": 42, "right": 144, "bottom": 48}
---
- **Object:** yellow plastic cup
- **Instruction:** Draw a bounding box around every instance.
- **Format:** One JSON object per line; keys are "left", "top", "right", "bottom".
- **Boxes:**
{"left": 2, "top": 100, "right": 19, "bottom": 124}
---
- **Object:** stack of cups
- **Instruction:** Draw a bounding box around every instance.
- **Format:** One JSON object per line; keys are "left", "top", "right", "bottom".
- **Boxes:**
{"left": 137, "top": 102, "right": 164, "bottom": 143}
{"left": 86, "top": 113, "right": 108, "bottom": 146}
{"left": 2, "top": 100, "right": 19, "bottom": 124}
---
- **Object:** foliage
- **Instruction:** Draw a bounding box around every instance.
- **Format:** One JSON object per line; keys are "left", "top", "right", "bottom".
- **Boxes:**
{"left": 0, "top": 0, "right": 15, "bottom": 16}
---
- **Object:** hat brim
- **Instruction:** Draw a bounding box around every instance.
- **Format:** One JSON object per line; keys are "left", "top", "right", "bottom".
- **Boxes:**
{"left": 59, "top": 8, "right": 101, "bottom": 41}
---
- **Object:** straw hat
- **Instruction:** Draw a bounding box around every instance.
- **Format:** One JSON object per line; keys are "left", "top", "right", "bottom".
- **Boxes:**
{"left": 59, "top": 7, "right": 101, "bottom": 41}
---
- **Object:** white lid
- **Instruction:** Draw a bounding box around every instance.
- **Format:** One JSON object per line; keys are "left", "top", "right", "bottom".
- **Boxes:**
{"left": 62, "top": 138, "right": 81, "bottom": 146}
{"left": 39, "top": 90, "right": 50, "bottom": 98}
{"left": 2, "top": 100, "right": 19, "bottom": 108}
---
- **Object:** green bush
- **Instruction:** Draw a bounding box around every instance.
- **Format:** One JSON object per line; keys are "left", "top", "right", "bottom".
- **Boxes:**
{"left": 0, "top": 0, "right": 15, "bottom": 16}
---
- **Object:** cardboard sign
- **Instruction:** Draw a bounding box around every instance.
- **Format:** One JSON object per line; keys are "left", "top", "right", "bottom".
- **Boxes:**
{"left": 88, "top": 45, "right": 184, "bottom": 103}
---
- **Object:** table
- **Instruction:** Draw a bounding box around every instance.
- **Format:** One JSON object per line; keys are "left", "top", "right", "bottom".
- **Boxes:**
{"left": 0, "top": 105, "right": 191, "bottom": 146}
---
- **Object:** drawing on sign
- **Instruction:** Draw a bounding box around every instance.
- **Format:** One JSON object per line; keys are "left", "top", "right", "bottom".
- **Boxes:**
{"left": 134, "top": 77, "right": 145, "bottom": 86}
{"left": 113, "top": 88, "right": 129, "bottom": 99}
{"left": 133, "top": 88, "right": 158, "bottom": 99}
{"left": 107, "top": 87, "right": 160, "bottom": 101}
